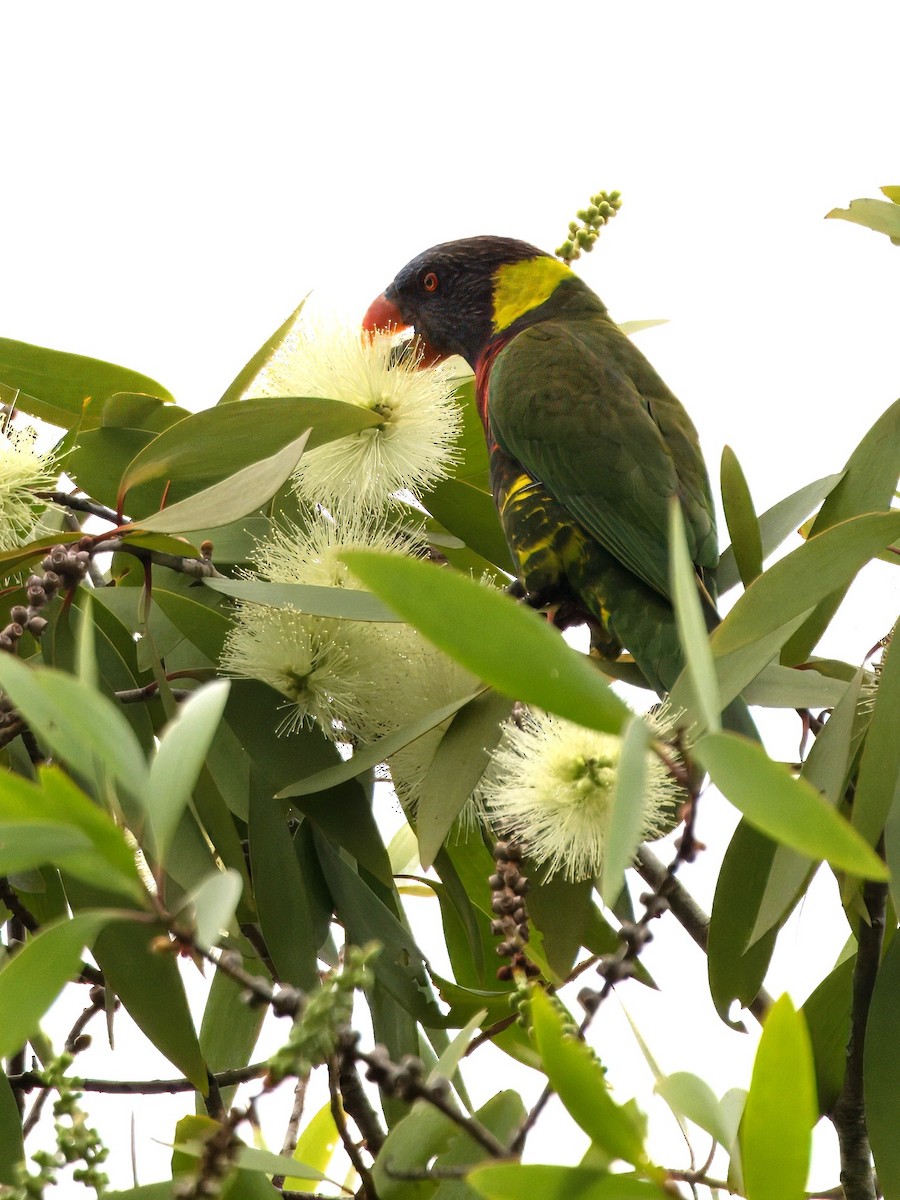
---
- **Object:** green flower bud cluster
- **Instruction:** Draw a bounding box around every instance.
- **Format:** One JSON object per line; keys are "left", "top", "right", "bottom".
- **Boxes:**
{"left": 266, "top": 943, "right": 378, "bottom": 1084}
{"left": 556, "top": 190, "right": 623, "bottom": 263}
{"left": 13, "top": 1053, "right": 109, "bottom": 1198}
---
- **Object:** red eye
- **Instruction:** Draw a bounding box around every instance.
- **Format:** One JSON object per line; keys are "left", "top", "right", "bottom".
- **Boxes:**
{"left": 423, "top": 271, "right": 439, "bottom": 293}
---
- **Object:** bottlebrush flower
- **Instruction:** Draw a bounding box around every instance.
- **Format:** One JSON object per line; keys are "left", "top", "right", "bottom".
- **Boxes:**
{"left": 243, "top": 316, "right": 461, "bottom": 514}
{"left": 0, "top": 425, "right": 58, "bottom": 551}
{"left": 478, "top": 709, "right": 677, "bottom": 881}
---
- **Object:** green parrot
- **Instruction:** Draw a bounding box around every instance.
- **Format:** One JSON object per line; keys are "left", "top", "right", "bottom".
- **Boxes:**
{"left": 364, "top": 236, "right": 749, "bottom": 726}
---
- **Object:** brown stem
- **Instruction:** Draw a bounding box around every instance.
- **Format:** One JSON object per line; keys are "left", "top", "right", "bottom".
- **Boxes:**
{"left": 10, "top": 1062, "right": 268, "bottom": 1096}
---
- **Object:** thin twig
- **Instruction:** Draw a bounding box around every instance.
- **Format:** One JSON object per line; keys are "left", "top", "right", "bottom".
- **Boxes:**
{"left": 272, "top": 1075, "right": 309, "bottom": 1191}
{"left": 10, "top": 1062, "right": 268, "bottom": 1096}
{"left": 328, "top": 1058, "right": 378, "bottom": 1199}
{"left": 101, "top": 537, "right": 224, "bottom": 579}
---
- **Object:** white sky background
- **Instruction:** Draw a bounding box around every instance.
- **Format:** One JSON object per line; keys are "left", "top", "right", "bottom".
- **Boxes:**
{"left": 3, "top": 1, "right": 900, "bottom": 1192}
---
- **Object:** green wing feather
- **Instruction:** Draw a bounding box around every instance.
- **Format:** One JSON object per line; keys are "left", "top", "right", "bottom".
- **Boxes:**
{"left": 487, "top": 313, "right": 718, "bottom": 602}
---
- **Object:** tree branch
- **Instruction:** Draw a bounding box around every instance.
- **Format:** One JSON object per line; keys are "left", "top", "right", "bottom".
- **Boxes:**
{"left": 830, "top": 878, "right": 887, "bottom": 1200}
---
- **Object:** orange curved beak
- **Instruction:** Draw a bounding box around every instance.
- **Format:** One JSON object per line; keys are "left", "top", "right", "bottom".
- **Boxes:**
{"left": 362, "top": 293, "right": 445, "bottom": 367}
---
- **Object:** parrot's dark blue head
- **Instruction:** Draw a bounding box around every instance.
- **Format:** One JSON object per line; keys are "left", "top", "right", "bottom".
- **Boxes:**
{"left": 364, "top": 236, "right": 553, "bottom": 368}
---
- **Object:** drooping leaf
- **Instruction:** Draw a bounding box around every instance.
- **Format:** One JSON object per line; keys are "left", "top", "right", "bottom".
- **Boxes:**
{"left": 654, "top": 1071, "right": 739, "bottom": 1149}
{"left": 198, "top": 951, "right": 268, "bottom": 1111}
{"left": 853, "top": 630, "right": 900, "bottom": 871}
{"left": 0, "top": 654, "right": 149, "bottom": 801}
{"left": 178, "top": 868, "right": 243, "bottom": 950}
{"left": 144, "top": 680, "right": 231, "bottom": 865}
{"left": 0, "top": 1065, "right": 23, "bottom": 1185}
{"left": 417, "top": 690, "right": 513, "bottom": 869}
{"left": 696, "top": 732, "right": 886, "bottom": 879}
{"left": 669, "top": 500, "right": 720, "bottom": 733}
{"left": 283, "top": 1101, "right": 340, "bottom": 1193}
{"left": 342, "top": 551, "right": 630, "bottom": 734}
{"left": 600, "top": 717, "right": 649, "bottom": 908}
{"left": 529, "top": 986, "right": 650, "bottom": 1168}
{"left": 425, "top": 476, "right": 514, "bottom": 572}
{"left": 741, "top": 995, "right": 816, "bottom": 1200}
{"left": 0, "top": 911, "right": 113, "bottom": 1059}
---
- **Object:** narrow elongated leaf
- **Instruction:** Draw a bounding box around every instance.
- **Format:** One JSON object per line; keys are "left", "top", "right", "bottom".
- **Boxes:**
{"left": 249, "top": 797, "right": 321, "bottom": 990}
{"left": 314, "top": 831, "right": 444, "bottom": 1027}
{"left": 782, "top": 400, "right": 900, "bottom": 662}
{"left": 145, "top": 680, "right": 231, "bottom": 864}
{"left": 0, "top": 654, "right": 149, "bottom": 800}
{"left": 204, "top": 576, "right": 399, "bottom": 622}
{"left": 600, "top": 717, "right": 649, "bottom": 907}
{"left": 696, "top": 733, "right": 887, "bottom": 879}
{"left": 469, "top": 1165, "right": 665, "bottom": 1200}
{"left": 218, "top": 297, "right": 307, "bottom": 405}
{"left": 120, "top": 395, "right": 379, "bottom": 497}
{"left": 716, "top": 471, "right": 844, "bottom": 595}
{"left": 342, "top": 552, "right": 629, "bottom": 734}
{"left": 283, "top": 1101, "right": 339, "bottom": 1193}
{"left": 425, "top": 476, "right": 514, "bottom": 571}
{"left": 0, "top": 337, "right": 173, "bottom": 429}
{"left": 199, "top": 953, "right": 268, "bottom": 1111}
{"left": 278, "top": 691, "right": 482, "bottom": 798}
{"left": 655, "top": 1071, "right": 737, "bottom": 1148}
{"left": 529, "top": 987, "right": 649, "bottom": 1168}
{"left": 826, "top": 197, "right": 900, "bottom": 241}
{"left": 669, "top": 501, "right": 720, "bottom": 732}
{"left": 720, "top": 445, "right": 763, "bottom": 586}
{"left": 179, "top": 868, "right": 243, "bottom": 950}
{"left": 0, "top": 912, "right": 112, "bottom": 1058}
{"left": 865, "top": 936, "right": 900, "bottom": 1195}
{"left": 417, "top": 690, "right": 513, "bottom": 869}
{"left": 741, "top": 995, "right": 815, "bottom": 1200}
{"left": 853, "top": 631, "right": 900, "bottom": 859}
{"left": 133, "top": 430, "right": 310, "bottom": 533}
{"left": 0, "top": 1066, "right": 23, "bottom": 1185}
{"left": 801, "top": 952, "right": 855, "bottom": 1114}
{"left": 713, "top": 510, "right": 900, "bottom": 661}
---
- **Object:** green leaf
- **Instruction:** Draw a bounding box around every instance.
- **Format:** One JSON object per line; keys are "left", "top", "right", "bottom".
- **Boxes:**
{"left": 468, "top": 1164, "right": 666, "bottom": 1199}
{"left": 0, "top": 766, "right": 144, "bottom": 898}
{"left": 669, "top": 501, "right": 720, "bottom": 732}
{"left": 0, "top": 1065, "right": 24, "bottom": 1185}
{"left": 654, "top": 1071, "right": 739, "bottom": 1148}
{"left": 741, "top": 662, "right": 847, "bottom": 708}
{"left": 0, "top": 654, "right": 149, "bottom": 801}
{"left": 716, "top": 471, "right": 844, "bottom": 595}
{"left": 119, "top": 395, "right": 379, "bottom": 500}
{"left": 417, "top": 690, "right": 513, "bottom": 869}
{"left": 249, "top": 797, "right": 322, "bottom": 990}
{"left": 707, "top": 822, "right": 780, "bottom": 1027}
{"left": 720, "top": 445, "right": 763, "bottom": 587}
{"left": 218, "top": 297, "right": 307, "bottom": 405}
{"left": 529, "top": 986, "right": 649, "bottom": 1167}
{"left": 526, "top": 874, "right": 593, "bottom": 983}
{"left": 314, "top": 830, "right": 444, "bottom": 1027}
{"left": 712, "top": 510, "right": 900, "bottom": 663}
{"left": 133, "top": 429, "right": 310, "bottom": 533}
{"left": 425, "top": 476, "right": 514, "bottom": 572}
{"left": 854, "top": 631, "right": 900, "bottom": 865}
{"left": 782, "top": 399, "right": 900, "bottom": 663}
{"left": 741, "top": 995, "right": 815, "bottom": 1200}
{"left": 0, "top": 337, "right": 173, "bottom": 429}
{"left": 84, "top": 910, "right": 207, "bottom": 1090}
{"left": 342, "top": 552, "right": 629, "bottom": 734}
{"left": 865, "top": 935, "right": 900, "bottom": 1195}
{"left": 277, "top": 691, "right": 482, "bottom": 799}
{"left": 434, "top": 1091, "right": 526, "bottom": 1199}
{"left": 882, "top": 185, "right": 900, "bottom": 203}
{"left": 144, "top": 680, "right": 231, "bottom": 864}
{"left": 826, "top": 197, "right": 900, "bottom": 242}
{"left": 178, "top": 868, "right": 243, "bottom": 950}
{"left": 0, "top": 912, "right": 113, "bottom": 1058}
{"left": 696, "top": 732, "right": 887, "bottom": 879}
{"left": 800, "top": 952, "right": 855, "bottom": 1114}
{"left": 204, "top": 575, "right": 400, "bottom": 622}
{"left": 600, "top": 718, "right": 649, "bottom": 908}
{"left": 283, "top": 1101, "right": 339, "bottom": 1193}
{"left": 198, "top": 954, "right": 268, "bottom": 1111}
{"left": 372, "top": 1097, "right": 461, "bottom": 1199}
